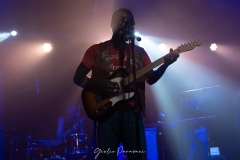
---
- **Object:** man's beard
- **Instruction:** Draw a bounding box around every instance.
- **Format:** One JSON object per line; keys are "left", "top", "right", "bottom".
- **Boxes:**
{"left": 114, "top": 28, "right": 128, "bottom": 42}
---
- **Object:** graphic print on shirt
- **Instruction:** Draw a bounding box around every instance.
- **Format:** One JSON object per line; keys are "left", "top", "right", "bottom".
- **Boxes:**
{"left": 109, "top": 52, "right": 133, "bottom": 75}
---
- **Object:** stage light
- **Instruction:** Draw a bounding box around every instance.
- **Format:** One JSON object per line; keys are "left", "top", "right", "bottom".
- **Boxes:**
{"left": 0, "top": 33, "right": 11, "bottom": 42}
{"left": 135, "top": 32, "right": 140, "bottom": 37}
{"left": 158, "top": 43, "right": 166, "bottom": 51}
{"left": 210, "top": 43, "right": 217, "bottom": 51}
{"left": 42, "top": 43, "right": 52, "bottom": 53}
{"left": 11, "top": 30, "right": 17, "bottom": 36}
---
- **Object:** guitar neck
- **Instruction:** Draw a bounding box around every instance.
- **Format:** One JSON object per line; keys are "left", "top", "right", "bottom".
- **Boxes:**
{"left": 121, "top": 40, "right": 202, "bottom": 86}
{"left": 122, "top": 56, "right": 165, "bottom": 86}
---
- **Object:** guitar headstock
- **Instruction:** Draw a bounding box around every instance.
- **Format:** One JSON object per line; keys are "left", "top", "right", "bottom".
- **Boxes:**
{"left": 175, "top": 40, "right": 202, "bottom": 54}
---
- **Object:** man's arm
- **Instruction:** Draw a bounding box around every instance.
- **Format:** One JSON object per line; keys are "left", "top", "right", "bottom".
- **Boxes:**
{"left": 73, "top": 63, "right": 120, "bottom": 93}
{"left": 146, "top": 49, "right": 179, "bottom": 85}
{"left": 56, "top": 117, "right": 70, "bottom": 139}
{"left": 56, "top": 117, "right": 79, "bottom": 139}
{"left": 73, "top": 63, "right": 96, "bottom": 88}
{"left": 79, "top": 118, "right": 85, "bottom": 134}
{"left": 145, "top": 63, "right": 169, "bottom": 85}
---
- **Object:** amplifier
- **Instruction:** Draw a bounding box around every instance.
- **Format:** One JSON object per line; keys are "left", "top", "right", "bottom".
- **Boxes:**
{"left": 145, "top": 127, "right": 159, "bottom": 160}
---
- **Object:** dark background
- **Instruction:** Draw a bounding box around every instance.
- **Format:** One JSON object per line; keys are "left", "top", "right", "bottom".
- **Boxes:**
{"left": 0, "top": 0, "right": 240, "bottom": 159}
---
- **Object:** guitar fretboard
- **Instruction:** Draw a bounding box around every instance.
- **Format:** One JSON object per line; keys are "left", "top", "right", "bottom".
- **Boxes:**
{"left": 121, "top": 40, "right": 201, "bottom": 87}
{"left": 122, "top": 57, "right": 165, "bottom": 86}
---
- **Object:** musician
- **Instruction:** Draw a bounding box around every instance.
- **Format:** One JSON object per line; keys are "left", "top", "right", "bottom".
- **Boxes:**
{"left": 73, "top": 8, "right": 179, "bottom": 160}
{"left": 56, "top": 100, "right": 84, "bottom": 139}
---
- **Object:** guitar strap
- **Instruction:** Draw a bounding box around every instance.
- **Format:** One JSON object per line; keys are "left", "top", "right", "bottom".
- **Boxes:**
{"left": 126, "top": 43, "right": 130, "bottom": 76}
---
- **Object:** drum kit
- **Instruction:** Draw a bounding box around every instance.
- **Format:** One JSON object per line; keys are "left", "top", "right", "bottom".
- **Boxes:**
{"left": 0, "top": 118, "right": 91, "bottom": 160}
{"left": 25, "top": 133, "right": 89, "bottom": 160}
{"left": 40, "top": 133, "right": 89, "bottom": 160}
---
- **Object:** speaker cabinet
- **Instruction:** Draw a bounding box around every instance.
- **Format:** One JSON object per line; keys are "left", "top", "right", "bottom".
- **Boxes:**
{"left": 145, "top": 127, "right": 159, "bottom": 160}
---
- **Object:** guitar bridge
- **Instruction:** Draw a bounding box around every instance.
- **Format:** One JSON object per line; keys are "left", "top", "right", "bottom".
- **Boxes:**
{"left": 95, "top": 102, "right": 112, "bottom": 114}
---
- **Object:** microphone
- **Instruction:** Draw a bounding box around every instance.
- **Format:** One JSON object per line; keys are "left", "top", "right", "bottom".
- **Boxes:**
{"left": 123, "top": 18, "right": 141, "bottom": 42}
{"left": 135, "top": 36, "right": 141, "bottom": 42}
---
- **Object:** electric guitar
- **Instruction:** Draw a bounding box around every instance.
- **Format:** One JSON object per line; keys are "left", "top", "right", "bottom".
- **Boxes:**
{"left": 82, "top": 40, "right": 202, "bottom": 120}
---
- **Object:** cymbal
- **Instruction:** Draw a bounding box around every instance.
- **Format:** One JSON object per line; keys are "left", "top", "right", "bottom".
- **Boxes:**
{"left": 40, "top": 138, "right": 63, "bottom": 147}
{"left": 70, "top": 133, "right": 87, "bottom": 137}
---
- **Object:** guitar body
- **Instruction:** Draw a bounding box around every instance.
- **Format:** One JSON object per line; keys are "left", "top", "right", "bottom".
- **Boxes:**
{"left": 82, "top": 68, "right": 134, "bottom": 121}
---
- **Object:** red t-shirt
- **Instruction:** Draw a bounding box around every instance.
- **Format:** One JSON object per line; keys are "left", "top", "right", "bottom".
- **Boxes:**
{"left": 81, "top": 41, "right": 152, "bottom": 108}
{"left": 81, "top": 42, "right": 152, "bottom": 76}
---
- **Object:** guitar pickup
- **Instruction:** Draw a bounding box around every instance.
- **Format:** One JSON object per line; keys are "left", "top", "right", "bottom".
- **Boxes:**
{"left": 95, "top": 102, "right": 112, "bottom": 114}
{"left": 94, "top": 92, "right": 108, "bottom": 103}
{"left": 94, "top": 94, "right": 101, "bottom": 103}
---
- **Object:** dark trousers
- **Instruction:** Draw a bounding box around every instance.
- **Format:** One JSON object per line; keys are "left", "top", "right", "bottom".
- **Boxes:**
{"left": 95, "top": 111, "right": 147, "bottom": 160}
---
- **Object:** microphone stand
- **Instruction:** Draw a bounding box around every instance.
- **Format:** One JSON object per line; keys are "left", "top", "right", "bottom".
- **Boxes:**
{"left": 75, "top": 114, "right": 80, "bottom": 153}
{"left": 26, "top": 131, "right": 32, "bottom": 160}
{"left": 125, "top": 28, "right": 142, "bottom": 160}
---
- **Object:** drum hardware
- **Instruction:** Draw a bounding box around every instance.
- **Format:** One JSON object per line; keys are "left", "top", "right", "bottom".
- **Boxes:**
{"left": 0, "top": 132, "right": 43, "bottom": 160}
{"left": 26, "top": 146, "right": 44, "bottom": 160}
{"left": 1, "top": 117, "right": 53, "bottom": 159}
{"left": 9, "top": 135, "right": 19, "bottom": 160}
{"left": 26, "top": 131, "right": 33, "bottom": 160}
{"left": 39, "top": 138, "right": 65, "bottom": 160}
{"left": 40, "top": 138, "right": 63, "bottom": 147}
{"left": 70, "top": 133, "right": 87, "bottom": 152}
{"left": 1, "top": 132, "right": 89, "bottom": 160}
{"left": 25, "top": 133, "right": 55, "bottom": 160}
{"left": 66, "top": 133, "right": 88, "bottom": 159}
{"left": 44, "top": 154, "right": 66, "bottom": 160}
